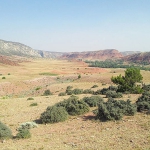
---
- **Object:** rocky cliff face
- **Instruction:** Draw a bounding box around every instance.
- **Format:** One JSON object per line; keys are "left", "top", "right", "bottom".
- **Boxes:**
{"left": 0, "top": 39, "right": 65, "bottom": 58}
{"left": 60, "top": 49, "right": 123, "bottom": 61}
{"left": 37, "top": 50, "right": 64, "bottom": 58}
{"left": 0, "top": 39, "right": 42, "bottom": 57}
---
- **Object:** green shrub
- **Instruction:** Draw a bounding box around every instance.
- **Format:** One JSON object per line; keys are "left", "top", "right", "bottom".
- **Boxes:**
{"left": 78, "top": 74, "right": 81, "bottom": 79}
{"left": 30, "top": 103, "right": 38, "bottom": 106}
{"left": 16, "top": 129, "right": 31, "bottom": 139}
{"left": 136, "top": 91, "right": 150, "bottom": 112}
{"left": 55, "top": 95, "right": 90, "bottom": 116}
{"left": 72, "top": 88, "right": 83, "bottom": 95}
{"left": 94, "top": 89, "right": 102, "bottom": 95}
{"left": 18, "top": 122, "right": 38, "bottom": 130}
{"left": 35, "top": 87, "right": 41, "bottom": 91}
{"left": 100, "top": 88, "right": 109, "bottom": 95}
{"left": 143, "top": 84, "right": 150, "bottom": 92}
{"left": 8, "top": 73, "right": 10, "bottom": 75}
{"left": 82, "top": 96, "right": 103, "bottom": 107}
{"left": 83, "top": 89, "right": 94, "bottom": 94}
{"left": 96, "top": 99, "right": 137, "bottom": 121}
{"left": 43, "top": 90, "right": 52, "bottom": 96}
{"left": 91, "top": 85, "right": 98, "bottom": 88}
{"left": 40, "top": 106, "right": 68, "bottom": 123}
{"left": 2, "top": 77, "right": 5, "bottom": 79}
{"left": 108, "top": 86, "right": 118, "bottom": 91}
{"left": 105, "top": 90, "right": 122, "bottom": 98}
{"left": 66, "top": 86, "right": 73, "bottom": 90}
{"left": 27, "top": 97, "right": 34, "bottom": 100}
{"left": 66, "top": 88, "right": 83, "bottom": 95}
{"left": 0, "top": 121, "right": 12, "bottom": 140}
{"left": 65, "top": 86, "right": 73, "bottom": 94}
{"left": 58, "top": 92, "right": 66, "bottom": 96}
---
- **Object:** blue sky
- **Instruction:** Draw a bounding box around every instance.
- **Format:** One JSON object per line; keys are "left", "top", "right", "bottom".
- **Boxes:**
{"left": 0, "top": 0, "right": 150, "bottom": 52}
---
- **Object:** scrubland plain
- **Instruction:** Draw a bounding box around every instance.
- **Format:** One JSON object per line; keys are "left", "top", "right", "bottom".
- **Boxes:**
{"left": 0, "top": 59, "right": 150, "bottom": 150}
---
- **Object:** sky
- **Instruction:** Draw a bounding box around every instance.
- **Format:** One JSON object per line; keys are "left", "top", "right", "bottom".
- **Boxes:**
{"left": 0, "top": 0, "right": 150, "bottom": 52}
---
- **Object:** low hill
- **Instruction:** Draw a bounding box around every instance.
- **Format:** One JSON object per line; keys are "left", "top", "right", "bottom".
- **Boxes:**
{"left": 60, "top": 49, "right": 123, "bottom": 61}
{"left": 124, "top": 52, "right": 150, "bottom": 63}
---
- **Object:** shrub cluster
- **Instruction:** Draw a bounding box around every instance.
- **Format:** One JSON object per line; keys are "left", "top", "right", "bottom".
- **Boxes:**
{"left": 83, "top": 89, "right": 94, "bottom": 94}
{"left": 142, "top": 84, "right": 150, "bottom": 92}
{"left": 65, "top": 86, "right": 73, "bottom": 94}
{"left": 0, "top": 121, "right": 12, "bottom": 140}
{"left": 66, "top": 88, "right": 83, "bottom": 95}
{"left": 82, "top": 96, "right": 103, "bottom": 107}
{"left": 16, "top": 129, "right": 31, "bottom": 139}
{"left": 96, "top": 98, "right": 137, "bottom": 121}
{"left": 18, "top": 122, "right": 38, "bottom": 130}
{"left": 43, "top": 90, "right": 52, "bottom": 96}
{"left": 105, "top": 90, "right": 122, "bottom": 98}
{"left": 55, "top": 96, "right": 89, "bottom": 116}
{"left": 136, "top": 91, "right": 150, "bottom": 112}
{"left": 16, "top": 122, "right": 38, "bottom": 139}
{"left": 40, "top": 106, "right": 68, "bottom": 124}
{"left": 58, "top": 92, "right": 66, "bottom": 96}
{"left": 94, "top": 86, "right": 118, "bottom": 95}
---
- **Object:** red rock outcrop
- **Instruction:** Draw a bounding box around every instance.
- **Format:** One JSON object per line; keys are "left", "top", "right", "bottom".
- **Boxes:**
{"left": 60, "top": 49, "right": 123, "bottom": 61}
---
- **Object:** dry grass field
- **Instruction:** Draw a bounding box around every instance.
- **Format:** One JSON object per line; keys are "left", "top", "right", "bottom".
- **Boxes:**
{"left": 0, "top": 59, "right": 150, "bottom": 150}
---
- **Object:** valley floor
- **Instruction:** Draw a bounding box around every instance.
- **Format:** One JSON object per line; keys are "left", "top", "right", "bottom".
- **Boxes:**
{"left": 0, "top": 59, "right": 149, "bottom": 150}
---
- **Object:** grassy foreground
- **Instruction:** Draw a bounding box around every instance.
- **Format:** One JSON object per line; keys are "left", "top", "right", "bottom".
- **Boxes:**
{"left": 0, "top": 59, "right": 150, "bottom": 150}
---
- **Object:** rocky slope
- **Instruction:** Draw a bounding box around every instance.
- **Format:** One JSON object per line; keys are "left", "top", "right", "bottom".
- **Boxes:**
{"left": 60, "top": 49, "right": 123, "bottom": 61}
{"left": 123, "top": 52, "right": 150, "bottom": 63}
{"left": 0, "top": 39, "right": 42, "bottom": 57}
{"left": 37, "top": 50, "right": 64, "bottom": 58}
{"left": 121, "top": 51, "right": 141, "bottom": 56}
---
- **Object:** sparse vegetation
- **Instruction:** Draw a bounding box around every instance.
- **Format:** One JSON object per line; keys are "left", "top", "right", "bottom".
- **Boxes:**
{"left": 0, "top": 59, "right": 149, "bottom": 149}
{"left": 39, "top": 72, "right": 58, "bottom": 76}
{"left": 2, "top": 76, "right": 5, "bottom": 79}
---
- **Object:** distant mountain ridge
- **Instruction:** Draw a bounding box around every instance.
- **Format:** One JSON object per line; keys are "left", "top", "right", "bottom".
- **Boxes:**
{"left": 0, "top": 39, "right": 41, "bottom": 57}
{"left": 60, "top": 49, "right": 123, "bottom": 60}
{"left": 0, "top": 39, "right": 149, "bottom": 64}
{"left": 0, "top": 39, "right": 64, "bottom": 58}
